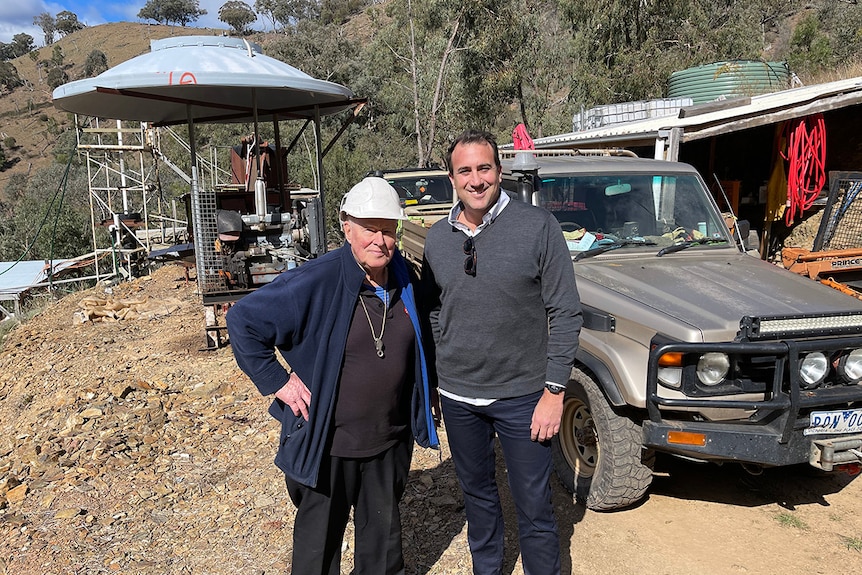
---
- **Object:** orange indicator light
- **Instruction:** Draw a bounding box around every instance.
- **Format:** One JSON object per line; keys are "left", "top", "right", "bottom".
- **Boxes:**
{"left": 659, "top": 352, "right": 684, "bottom": 367}
{"left": 667, "top": 431, "right": 707, "bottom": 446}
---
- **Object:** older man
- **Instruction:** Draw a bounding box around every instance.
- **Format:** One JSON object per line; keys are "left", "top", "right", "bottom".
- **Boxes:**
{"left": 227, "top": 176, "right": 439, "bottom": 575}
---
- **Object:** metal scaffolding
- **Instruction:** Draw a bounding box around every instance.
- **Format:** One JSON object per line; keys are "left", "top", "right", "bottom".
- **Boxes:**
{"left": 75, "top": 119, "right": 189, "bottom": 281}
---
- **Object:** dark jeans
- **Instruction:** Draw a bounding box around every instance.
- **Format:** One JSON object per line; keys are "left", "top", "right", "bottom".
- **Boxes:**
{"left": 441, "top": 391, "right": 561, "bottom": 575}
{"left": 285, "top": 439, "right": 413, "bottom": 575}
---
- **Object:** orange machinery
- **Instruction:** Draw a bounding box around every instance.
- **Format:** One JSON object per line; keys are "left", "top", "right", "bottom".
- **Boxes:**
{"left": 781, "top": 247, "right": 862, "bottom": 300}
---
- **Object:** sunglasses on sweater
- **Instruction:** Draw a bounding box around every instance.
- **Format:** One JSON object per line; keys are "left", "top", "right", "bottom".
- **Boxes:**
{"left": 463, "top": 237, "right": 476, "bottom": 276}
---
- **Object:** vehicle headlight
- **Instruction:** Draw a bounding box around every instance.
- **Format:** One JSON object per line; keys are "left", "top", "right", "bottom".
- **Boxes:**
{"left": 658, "top": 352, "right": 683, "bottom": 389}
{"left": 800, "top": 352, "right": 829, "bottom": 388}
{"left": 658, "top": 367, "right": 682, "bottom": 389}
{"left": 696, "top": 353, "right": 729, "bottom": 386}
{"left": 838, "top": 348, "right": 862, "bottom": 384}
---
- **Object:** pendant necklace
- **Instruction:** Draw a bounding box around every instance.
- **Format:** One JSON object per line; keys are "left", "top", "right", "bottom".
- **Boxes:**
{"left": 359, "top": 289, "right": 388, "bottom": 358}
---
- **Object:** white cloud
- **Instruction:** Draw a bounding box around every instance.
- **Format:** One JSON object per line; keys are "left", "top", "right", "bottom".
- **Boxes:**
{"left": 0, "top": 0, "right": 47, "bottom": 20}
{"left": 0, "top": 0, "right": 48, "bottom": 44}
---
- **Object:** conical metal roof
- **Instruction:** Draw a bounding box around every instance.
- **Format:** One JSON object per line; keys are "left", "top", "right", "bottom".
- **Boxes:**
{"left": 52, "top": 36, "right": 357, "bottom": 125}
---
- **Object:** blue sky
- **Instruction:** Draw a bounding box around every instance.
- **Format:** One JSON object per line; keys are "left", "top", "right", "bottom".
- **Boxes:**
{"left": 0, "top": 0, "right": 253, "bottom": 45}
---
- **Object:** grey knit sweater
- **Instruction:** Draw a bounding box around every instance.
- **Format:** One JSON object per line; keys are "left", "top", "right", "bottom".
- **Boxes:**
{"left": 422, "top": 199, "right": 583, "bottom": 399}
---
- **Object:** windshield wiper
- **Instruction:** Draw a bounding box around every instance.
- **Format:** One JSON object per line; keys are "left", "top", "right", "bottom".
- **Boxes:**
{"left": 655, "top": 237, "right": 726, "bottom": 257}
{"left": 574, "top": 238, "right": 656, "bottom": 261}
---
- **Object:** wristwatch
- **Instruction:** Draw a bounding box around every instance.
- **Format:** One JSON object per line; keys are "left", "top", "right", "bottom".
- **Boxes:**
{"left": 545, "top": 383, "right": 566, "bottom": 395}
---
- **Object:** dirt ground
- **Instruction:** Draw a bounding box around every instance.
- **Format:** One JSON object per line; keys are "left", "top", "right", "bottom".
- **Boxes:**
{"left": 1, "top": 264, "right": 861, "bottom": 575}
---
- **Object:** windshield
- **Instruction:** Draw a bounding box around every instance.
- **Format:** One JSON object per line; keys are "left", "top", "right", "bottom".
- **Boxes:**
{"left": 387, "top": 174, "right": 453, "bottom": 207}
{"left": 533, "top": 172, "right": 731, "bottom": 254}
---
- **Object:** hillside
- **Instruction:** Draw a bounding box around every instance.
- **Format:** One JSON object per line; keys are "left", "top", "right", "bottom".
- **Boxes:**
{"left": 3, "top": 10, "right": 862, "bottom": 574}
{"left": 2, "top": 13, "right": 861, "bottom": 199}
{"left": 0, "top": 22, "right": 230, "bottom": 191}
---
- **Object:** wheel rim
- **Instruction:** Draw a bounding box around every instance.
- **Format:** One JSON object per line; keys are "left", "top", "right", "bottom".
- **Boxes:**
{"left": 560, "top": 396, "right": 599, "bottom": 478}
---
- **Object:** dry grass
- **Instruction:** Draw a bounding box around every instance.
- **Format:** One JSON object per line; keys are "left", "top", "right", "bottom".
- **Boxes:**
{"left": 804, "top": 61, "right": 862, "bottom": 85}
{"left": 0, "top": 23, "right": 227, "bottom": 190}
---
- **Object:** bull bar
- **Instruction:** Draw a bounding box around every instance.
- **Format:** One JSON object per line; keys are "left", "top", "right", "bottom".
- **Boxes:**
{"left": 643, "top": 327, "right": 862, "bottom": 469}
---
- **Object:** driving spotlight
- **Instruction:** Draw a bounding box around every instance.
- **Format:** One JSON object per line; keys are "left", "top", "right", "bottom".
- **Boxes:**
{"left": 800, "top": 352, "right": 829, "bottom": 388}
{"left": 838, "top": 348, "right": 862, "bottom": 384}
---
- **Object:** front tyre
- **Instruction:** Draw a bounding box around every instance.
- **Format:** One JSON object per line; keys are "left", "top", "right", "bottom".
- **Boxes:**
{"left": 552, "top": 367, "right": 654, "bottom": 511}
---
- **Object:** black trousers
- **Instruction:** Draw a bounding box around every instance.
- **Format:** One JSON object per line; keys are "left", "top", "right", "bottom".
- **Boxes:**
{"left": 285, "top": 439, "right": 413, "bottom": 575}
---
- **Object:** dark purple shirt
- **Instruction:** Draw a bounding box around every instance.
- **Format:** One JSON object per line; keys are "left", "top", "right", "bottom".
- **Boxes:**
{"left": 330, "top": 286, "right": 415, "bottom": 457}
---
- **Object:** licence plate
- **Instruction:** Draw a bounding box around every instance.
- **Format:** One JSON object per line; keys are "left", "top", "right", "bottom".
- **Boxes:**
{"left": 805, "top": 409, "right": 862, "bottom": 436}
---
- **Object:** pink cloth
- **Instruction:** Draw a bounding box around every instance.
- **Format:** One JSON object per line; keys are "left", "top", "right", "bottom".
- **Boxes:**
{"left": 512, "top": 123, "right": 534, "bottom": 150}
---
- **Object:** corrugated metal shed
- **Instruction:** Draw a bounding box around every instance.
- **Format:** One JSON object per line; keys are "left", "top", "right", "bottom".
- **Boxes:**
{"left": 509, "top": 75, "right": 862, "bottom": 161}
{"left": 0, "top": 260, "right": 72, "bottom": 319}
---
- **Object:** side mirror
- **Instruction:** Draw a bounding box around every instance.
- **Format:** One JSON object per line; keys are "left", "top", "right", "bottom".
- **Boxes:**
{"left": 726, "top": 217, "right": 751, "bottom": 250}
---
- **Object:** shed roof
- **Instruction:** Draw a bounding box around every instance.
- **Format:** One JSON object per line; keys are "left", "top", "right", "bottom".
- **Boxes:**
{"left": 0, "top": 260, "right": 74, "bottom": 298}
{"left": 500, "top": 154, "right": 699, "bottom": 176}
{"left": 510, "top": 76, "right": 862, "bottom": 150}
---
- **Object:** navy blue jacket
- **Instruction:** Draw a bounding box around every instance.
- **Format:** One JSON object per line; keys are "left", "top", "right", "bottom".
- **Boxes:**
{"left": 226, "top": 244, "right": 439, "bottom": 488}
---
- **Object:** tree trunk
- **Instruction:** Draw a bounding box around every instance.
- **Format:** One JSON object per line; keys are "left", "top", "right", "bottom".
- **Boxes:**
{"left": 407, "top": 0, "right": 425, "bottom": 167}
{"left": 424, "top": 13, "right": 462, "bottom": 166}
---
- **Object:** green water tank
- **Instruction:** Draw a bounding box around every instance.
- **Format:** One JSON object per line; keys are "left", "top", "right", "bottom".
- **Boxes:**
{"left": 668, "top": 61, "right": 790, "bottom": 105}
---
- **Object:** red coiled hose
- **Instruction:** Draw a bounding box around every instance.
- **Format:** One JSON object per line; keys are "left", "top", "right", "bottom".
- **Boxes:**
{"left": 782, "top": 114, "right": 826, "bottom": 225}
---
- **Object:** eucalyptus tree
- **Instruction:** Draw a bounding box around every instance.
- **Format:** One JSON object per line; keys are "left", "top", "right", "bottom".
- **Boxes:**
{"left": 361, "top": 0, "right": 467, "bottom": 167}
{"left": 1, "top": 34, "right": 36, "bottom": 61}
{"left": 320, "top": 0, "right": 368, "bottom": 24}
{"left": 265, "top": 19, "right": 372, "bottom": 228}
{"left": 138, "top": 0, "right": 208, "bottom": 26}
{"left": 219, "top": 0, "right": 258, "bottom": 34}
{"left": 33, "top": 13, "right": 56, "bottom": 46}
{"left": 83, "top": 50, "right": 109, "bottom": 78}
{"left": 446, "top": 0, "right": 526, "bottom": 133}
{"left": 558, "top": 0, "right": 782, "bottom": 111}
{"left": 787, "top": 0, "right": 862, "bottom": 80}
{"left": 498, "top": 0, "right": 574, "bottom": 138}
{"left": 353, "top": 0, "right": 573, "bottom": 164}
{"left": 10, "top": 34, "right": 36, "bottom": 58}
{"left": 786, "top": 13, "right": 832, "bottom": 78}
{"left": 0, "top": 62, "right": 22, "bottom": 93}
{"left": 55, "top": 11, "right": 86, "bottom": 37}
{"left": 167, "top": 0, "right": 208, "bottom": 25}
{"left": 254, "top": 0, "right": 321, "bottom": 31}
{"left": 254, "top": 0, "right": 280, "bottom": 30}
{"left": 0, "top": 163, "right": 90, "bottom": 261}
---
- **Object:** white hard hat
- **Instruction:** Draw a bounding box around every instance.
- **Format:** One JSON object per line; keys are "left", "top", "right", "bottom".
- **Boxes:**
{"left": 340, "top": 177, "right": 407, "bottom": 221}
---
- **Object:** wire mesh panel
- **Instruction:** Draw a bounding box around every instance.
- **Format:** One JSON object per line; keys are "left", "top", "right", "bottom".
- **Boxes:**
{"left": 814, "top": 172, "right": 862, "bottom": 251}
{"left": 190, "top": 168, "right": 225, "bottom": 296}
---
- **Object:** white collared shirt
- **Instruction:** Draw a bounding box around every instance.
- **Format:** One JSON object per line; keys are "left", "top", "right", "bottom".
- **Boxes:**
{"left": 447, "top": 189, "right": 511, "bottom": 237}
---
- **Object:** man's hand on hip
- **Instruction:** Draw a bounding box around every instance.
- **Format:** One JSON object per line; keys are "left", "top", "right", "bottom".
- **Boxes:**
{"left": 274, "top": 372, "right": 312, "bottom": 420}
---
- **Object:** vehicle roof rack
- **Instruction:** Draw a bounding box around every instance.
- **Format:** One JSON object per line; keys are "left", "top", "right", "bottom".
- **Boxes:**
{"left": 500, "top": 148, "right": 638, "bottom": 158}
